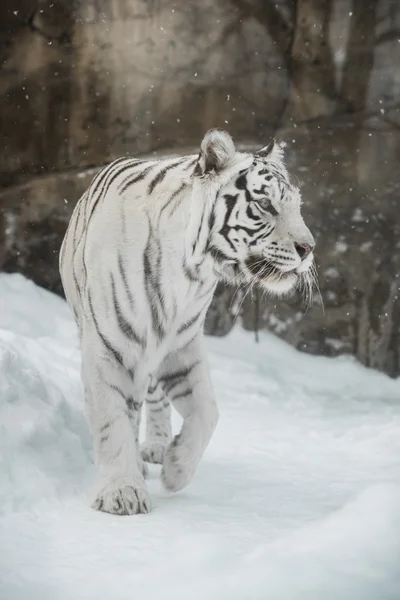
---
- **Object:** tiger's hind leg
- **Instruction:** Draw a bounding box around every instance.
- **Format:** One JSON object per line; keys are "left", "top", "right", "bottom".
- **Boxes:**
{"left": 141, "top": 378, "right": 172, "bottom": 465}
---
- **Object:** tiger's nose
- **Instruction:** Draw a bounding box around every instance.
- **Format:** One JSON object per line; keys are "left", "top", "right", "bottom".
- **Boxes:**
{"left": 295, "top": 242, "right": 314, "bottom": 260}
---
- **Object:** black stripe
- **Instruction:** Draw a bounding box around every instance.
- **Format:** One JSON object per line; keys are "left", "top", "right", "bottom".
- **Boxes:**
{"left": 174, "top": 333, "right": 199, "bottom": 355}
{"left": 234, "top": 171, "right": 262, "bottom": 206}
{"left": 252, "top": 184, "right": 269, "bottom": 196}
{"left": 146, "top": 397, "right": 164, "bottom": 405}
{"left": 112, "top": 447, "right": 122, "bottom": 461}
{"left": 249, "top": 227, "right": 274, "bottom": 246}
{"left": 88, "top": 292, "right": 124, "bottom": 366}
{"left": 82, "top": 184, "right": 91, "bottom": 226}
{"left": 183, "top": 156, "right": 198, "bottom": 170}
{"left": 219, "top": 194, "right": 239, "bottom": 252}
{"left": 208, "top": 206, "right": 216, "bottom": 232}
{"left": 82, "top": 252, "right": 88, "bottom": 292}
{"left": 168, "top": 192, "right": 186, "bottom": 218}
{"left": 233, "top": 223, "right": 266, "bottom": 237}
{"left": 89, "top": 157, "right": 128, "bottom": 200}
{"left": 144, "top": 255, "right": 165, "bottom": 340}
{"left": 76, "top": 193, "right": 90, "bottom": 293}
{"left": 246, "top": 204, "right": 262, "bottom": 221}
{"left": 177, "top": 310, "right": 203, "bottom": 334}
{"left": 192, "top": 207, "right": 206, "bottom": 255}
{"left": 257, "top": 169, "right": 273, "bottom": 178}
{"left": 72, "top": 192, "right": 91, "bottom": 293}
{"left": 160, "top": 182, "right": 186, "bottom": 215}
{"left": 59, "top": 237, "right": 67, "bottom": 270}
{"left": 115, "top": 159, "right": 148, "bottom": 193}
{"left": 83, "top": 161, "right": 139, "bottom": 296}
{"left": 104, "top": 160, "right": 144, "bottom": 196}
{"left": 87, "top": 162, "right": 128, "bottom": 233}
{"left": 126, "top": 397, "right": 141, "bottom": 411}
{"left": 71, "top": 191, "right": 89, "bottom": 297}
{"left": 147, "top": 381, "right": 158, "bottom": 395}
{"left": 160, "top": 361, "right": 199, "bottom": 394}
{"left": 183, "top": 262, "right": 201, "bottom": 282}
{"left": 68, "top": 191, "right": 89, "bottom": 298}
{"left": 100, "top": 422, "right": 112, "bottom": 433}
{"left": 71, "top": 198, "right": 83, "bottom": 253}
{"left": 105, "top": 380, "right": 135, "bottom": 407}
{"left": 205, "top": 202, "right": 217, "bottom": 255}
{"left": 161, "top": 366, "right": 194, "bottom": 385}
{"left": 171, "top": 389, "right": 192, "bottom": 402}
{"left": 110, "top": 273, "right": 145, "bottom": 348}
{"left": 89, "top": 159, "right": 139, "bottom": 222}
{"left": 209, "top": 245, "right": 236, "bottom": 264}
{"left": 143, "top": 216, "right": 166, "bottom": 340}
{"left": 235, "top": 173, "right": 248, "bottom": 190}
{"left": 117, "top": 252, "right": 135, "bottom": 308}
{"left": 196, "top": 280, "right": 217, "bottom": 301}
{"left": 148, "top": 158, "right": 186, "bottom": 194}
{"left": 120, "top": 199, "right": 127, "bottom": 239}
{"left": 72, "top": 268, "right": 82, "bottom": 303}
{"left": 119, "top": 164, "right": 155, "bottom": 194}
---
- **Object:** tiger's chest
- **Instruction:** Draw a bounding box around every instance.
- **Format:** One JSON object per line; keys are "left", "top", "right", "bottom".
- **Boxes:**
{"left": 146, "top": 269, "right": 216, "bottom": 355}
{"left": 170, "top": 274, "right": 216, "bottom": 331}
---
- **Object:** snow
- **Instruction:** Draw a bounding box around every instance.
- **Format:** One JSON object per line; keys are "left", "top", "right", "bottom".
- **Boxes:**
{"left": 1, "top": 273, "right": 400, "bottom": 600}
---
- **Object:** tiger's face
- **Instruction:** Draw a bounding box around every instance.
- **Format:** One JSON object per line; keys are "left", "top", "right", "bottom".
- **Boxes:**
{"left": 199, "top": 129, "right": 315, "bottom": 297}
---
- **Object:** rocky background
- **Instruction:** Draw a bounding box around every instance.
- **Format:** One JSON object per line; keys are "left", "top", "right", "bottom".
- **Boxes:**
{"left": 1, "top": 0, "right": 400, "bottom": 375}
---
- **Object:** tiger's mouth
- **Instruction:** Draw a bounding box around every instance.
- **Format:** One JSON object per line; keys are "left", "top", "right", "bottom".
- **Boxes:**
{"left": 244, "top": 256, "right": 297, "bottom": 282}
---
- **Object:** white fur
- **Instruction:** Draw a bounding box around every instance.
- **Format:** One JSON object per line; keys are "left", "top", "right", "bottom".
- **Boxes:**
{"left": 59, "top": 130, "right": 315, "bottom": 515}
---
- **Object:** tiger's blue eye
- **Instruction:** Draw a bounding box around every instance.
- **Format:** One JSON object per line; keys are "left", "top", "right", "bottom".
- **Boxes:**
{"left": 254, "top": 200, "right": 278, "bottom": 217}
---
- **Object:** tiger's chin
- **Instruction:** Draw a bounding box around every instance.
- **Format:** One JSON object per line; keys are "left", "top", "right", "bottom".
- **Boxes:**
{"left": 258, "top": 271, "right": 298, "bottom": 296}
{"left": 243, "top": 257, "right": 300, "bottom": 297}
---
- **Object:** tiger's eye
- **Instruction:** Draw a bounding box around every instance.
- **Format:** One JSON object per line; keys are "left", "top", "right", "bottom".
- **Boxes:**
{"left": 255, "top": 199, "right": 278, "bottom": 216}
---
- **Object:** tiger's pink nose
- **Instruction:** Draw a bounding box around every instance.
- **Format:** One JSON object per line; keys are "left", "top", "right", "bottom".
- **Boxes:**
{"left": 295, "top": 242, "right": 313, "bottom": 260}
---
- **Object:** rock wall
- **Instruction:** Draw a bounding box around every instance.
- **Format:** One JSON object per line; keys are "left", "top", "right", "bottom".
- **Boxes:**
{"left": 1, "top": 0, "right": 400, "bottom": 375}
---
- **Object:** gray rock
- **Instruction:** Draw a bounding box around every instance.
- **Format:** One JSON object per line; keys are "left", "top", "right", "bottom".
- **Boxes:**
{"left": 1, "top": 0, "right": 399, "bottom": 376}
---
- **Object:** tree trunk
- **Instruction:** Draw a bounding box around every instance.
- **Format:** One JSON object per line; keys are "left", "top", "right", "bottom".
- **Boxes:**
{"left": 283, "top": 0, "right": 337, "bottom": 123}
{"left": 341, "top": 0, "right": 379, "bottom": 114}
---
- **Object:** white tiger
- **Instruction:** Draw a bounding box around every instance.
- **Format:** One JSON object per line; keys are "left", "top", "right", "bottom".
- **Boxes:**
{"left": 59, "top": 129, "right": 315, "bottom": 515}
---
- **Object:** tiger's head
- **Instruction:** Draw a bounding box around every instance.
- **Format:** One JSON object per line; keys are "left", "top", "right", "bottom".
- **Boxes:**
{"left": 195, "top": 129, "right": 315, "bottom": 297}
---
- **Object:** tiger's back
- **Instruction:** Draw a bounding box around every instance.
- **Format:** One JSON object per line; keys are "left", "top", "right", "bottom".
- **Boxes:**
{"left": 60, "top": 153, "right": 203, "bottom": 342}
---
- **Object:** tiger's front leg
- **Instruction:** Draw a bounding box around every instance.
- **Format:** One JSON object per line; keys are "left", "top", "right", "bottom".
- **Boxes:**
{"left": 82, "top": 329, "right": 151, "bottom": 515}
{"left": 141, "top": 378, "right": 172, "bottom": 465}
{"left": 158, "top": 335, "right": 219, "bottom": 492}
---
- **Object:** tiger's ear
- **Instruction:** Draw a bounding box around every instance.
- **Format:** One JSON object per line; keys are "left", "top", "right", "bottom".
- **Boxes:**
{"left": 197, "top": 129, "right": 236, "bottom": 175}
{"left": 255, "top": 138, "right": 285, "bottom": 162}
{"left": 255, "top": 139, "right": 276, "bottom": 158}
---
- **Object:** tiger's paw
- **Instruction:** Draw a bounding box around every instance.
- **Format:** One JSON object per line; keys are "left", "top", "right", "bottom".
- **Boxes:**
{"left": 161, "top": 435, "right": 196, "bottom": 492}
{"left": 92, "top": 480, "right": 151, "bottom": 515}
{"left": 141, "top": 440, "right": 168, "bottom": 465}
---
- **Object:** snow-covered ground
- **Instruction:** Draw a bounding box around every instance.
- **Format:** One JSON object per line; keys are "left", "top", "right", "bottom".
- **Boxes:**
{"left": 0, "top": 273, "right": 400, "bottom": 600}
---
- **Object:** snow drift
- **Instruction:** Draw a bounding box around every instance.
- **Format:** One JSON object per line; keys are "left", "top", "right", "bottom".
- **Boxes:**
{"left": 0, "top": 273, "right": 399, "bottom": 600}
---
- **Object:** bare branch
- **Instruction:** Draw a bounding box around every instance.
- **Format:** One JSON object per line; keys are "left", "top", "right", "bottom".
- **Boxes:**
{"left": 375, "top": 29, "right": 400, "bottom": 44}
